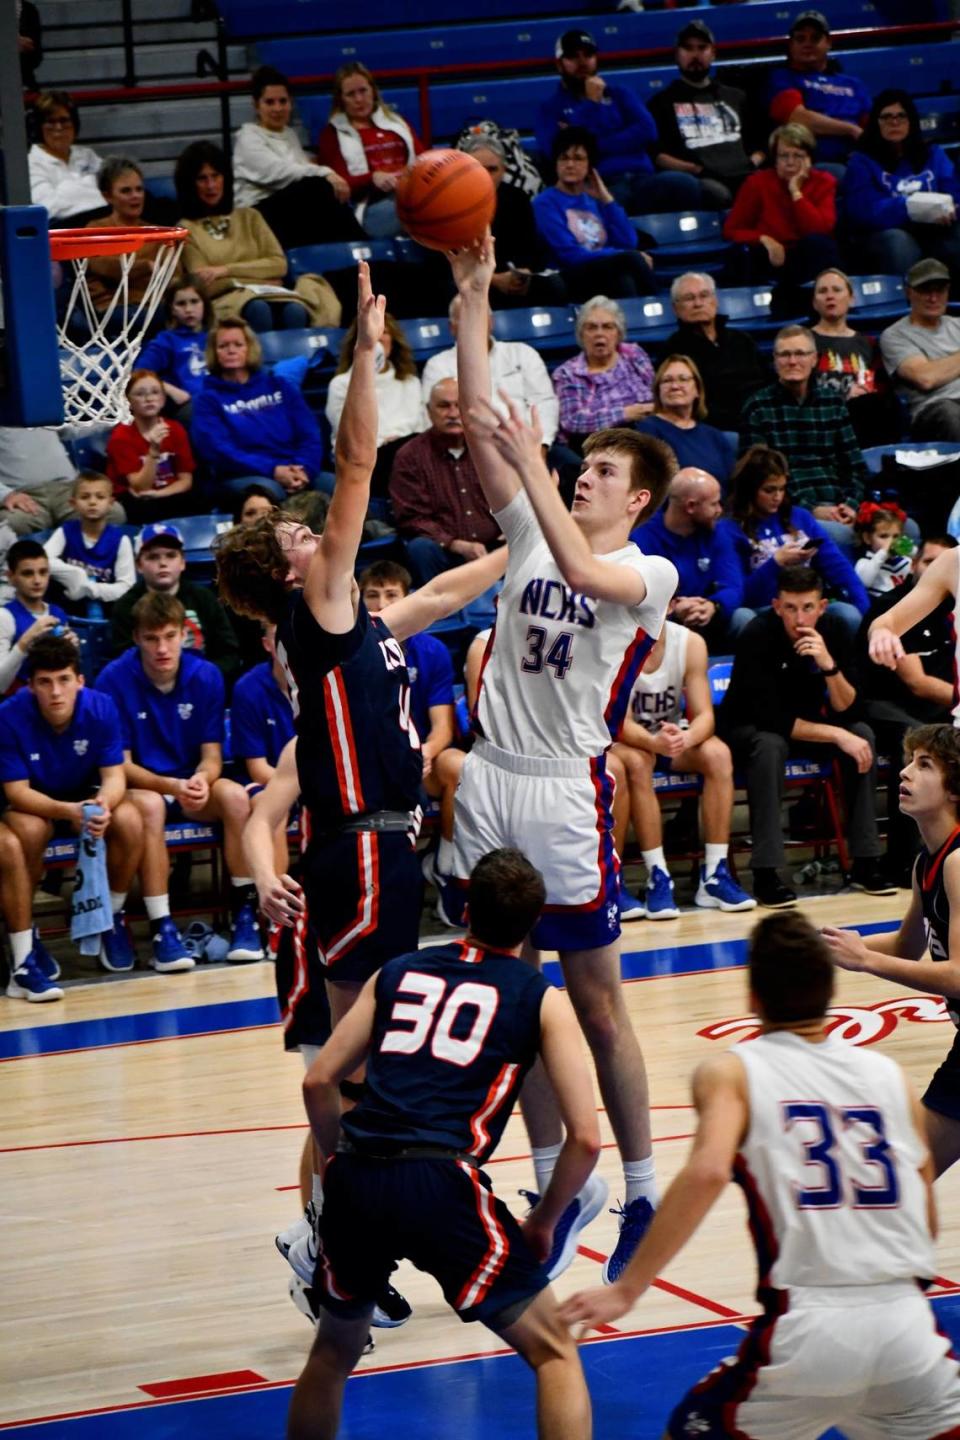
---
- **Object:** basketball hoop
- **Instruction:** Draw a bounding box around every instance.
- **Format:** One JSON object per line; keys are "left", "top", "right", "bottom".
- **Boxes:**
{"left": 49, "top": 224, "right": 188, "bottom": 429}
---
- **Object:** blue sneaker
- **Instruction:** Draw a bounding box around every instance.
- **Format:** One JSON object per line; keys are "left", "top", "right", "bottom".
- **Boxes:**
{"left": 695, "top": 859, "right": 757, "bottom": 913}
{"left": 602, "top": 1196, "right": 656, "bottom": 1285}
{"left": 227, "top": 902, "right": 264, "bottom": 962}
{"left": 151, "top": 917, "right": 195, "bottom": 973}
{"left": 6, "top": 951, "right": 64, "bottom": 1003}
{"left": 520, "top": 1172, "right": 609, "bottom": 1281}
{"left": 32, "top": 929, "right": 61, "bottom": 981}
{"left": 618, "top": 881, "right": 645, "bottom": 921}
{"left": 100, "top": 912, "right": 136, "bottom": 972}
{"left": 644, "top": 866, "right": 679, "bottom": 921}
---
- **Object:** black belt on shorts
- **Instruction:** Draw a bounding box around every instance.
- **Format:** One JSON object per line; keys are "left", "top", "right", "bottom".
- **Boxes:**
{"left": 337, "top": 809, "right": 415, "bottom": 836}
{"left": 338, "top": 1138, "right": 479, "bottom": 1168}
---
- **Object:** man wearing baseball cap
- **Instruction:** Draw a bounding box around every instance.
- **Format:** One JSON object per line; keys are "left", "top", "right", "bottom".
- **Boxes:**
{"left": 648, "top": 20, "right": 765, "bottom": 208}
{"left": 881, "top": 258, "right": 960, "bottom": 440}
{"left": 536, "top": 28, "right": 703, "bottom": 213}
{"left": 110, "top": 522, "right": 241, "bottom": 683}
{"left": 767, "top": 11, "right": 872, "bottom": 166}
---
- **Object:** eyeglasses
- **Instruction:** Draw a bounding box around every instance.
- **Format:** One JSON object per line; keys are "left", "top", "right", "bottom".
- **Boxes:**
{"left": 775, "top": 349, "right": 816, "bottom": 360}
{"left": 878, "top": 111, "right": 908, "bottom": 122}
{"left": 43, "top": 117, "right": 74, "bottom": 128}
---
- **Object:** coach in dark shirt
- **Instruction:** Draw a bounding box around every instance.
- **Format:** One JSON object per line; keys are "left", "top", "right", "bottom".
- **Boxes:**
{"left": 719, "top": 566, "right": 893, "bottom": 907}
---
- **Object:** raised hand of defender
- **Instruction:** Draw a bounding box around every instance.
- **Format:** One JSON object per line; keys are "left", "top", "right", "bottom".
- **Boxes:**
{"left": 355, "top": 260, "right": 386, "bottom": 351}
{"left": 448, "top": 228, "right": 496, "bottom": 295}
{"left": 821, "top": 925, "right": 871, "bottom": 971}
{"left": 558, "top": 1283, "right": 635, "bottom": 1331}
{"left": 469, "top": 392, "right": 544, "bottom": 474}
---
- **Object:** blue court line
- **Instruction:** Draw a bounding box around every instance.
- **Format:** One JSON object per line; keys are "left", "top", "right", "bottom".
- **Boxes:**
{"left": 0, "top": 921, "right": 900, "bottom": 1062}
{"left": 6, "top": 1294, "right": 958, "bottom": 1440}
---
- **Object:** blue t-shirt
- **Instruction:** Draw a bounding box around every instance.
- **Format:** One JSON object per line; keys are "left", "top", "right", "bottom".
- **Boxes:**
{"left": 230, "top": 660, "right": 295, "bottom": 766}
{"left": 767, "top": 64, "right": 871, "bottom": 162}
{"left": 137, "top": 327, "right": 209, "bottom": 398}
{"left": 636, "top": 416, "right": 737, "bottom": 488}
{"left": 404, "top": 631, "right": 455, "bottom": 745}
{"left": 0, "top": 687, "right": 124, "bottom": 798}
{"left": 95, "top": 647, "right": 224, "bottom": 776}
{"left": 632, "top": 508, "right": 744, "bottom": 618}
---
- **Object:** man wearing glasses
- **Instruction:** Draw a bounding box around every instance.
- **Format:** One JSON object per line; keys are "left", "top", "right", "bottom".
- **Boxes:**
{"left": 663, "top": 271, "right": 768, "bottom": 431}
{"left": 741, "top": 323, "right": 867, "bottom": 552}
{"left": 881, "top": 258, "right": 960, "bottom": 441}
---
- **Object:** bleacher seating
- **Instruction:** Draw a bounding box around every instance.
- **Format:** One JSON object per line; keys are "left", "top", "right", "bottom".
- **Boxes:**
{"left": 257, "top": 326, "right": 345, "bottom": 369}
{"left": 632, "top": 211, "right": 730, "bottom": 279}
{"left": 403, "top": 316, "right": 454, "bottom": 362}
{"left": 286, "top": 241, "right": 399, "bottom": 282}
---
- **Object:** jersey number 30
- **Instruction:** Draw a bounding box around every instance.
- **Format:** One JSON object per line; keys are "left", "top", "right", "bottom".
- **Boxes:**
{"left": 782, "top": 1102, "right": 900, "bottom": 1209}
{"left": 380, "top": 973, "right": 498, "bottom": 1068}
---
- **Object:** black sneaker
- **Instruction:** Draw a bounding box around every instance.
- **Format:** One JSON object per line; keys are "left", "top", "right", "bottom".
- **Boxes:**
{"left": 850, "top": 861, "right": 897, "bottom": 897}
{"left": 753, "top": 869, "right": 797, "bottom": 909}
{"left": 372, "top": 1282, "right": 412, "bottom": 1328}
{"left": 287, "top": 1276, "right": 375, "bottom": 1354}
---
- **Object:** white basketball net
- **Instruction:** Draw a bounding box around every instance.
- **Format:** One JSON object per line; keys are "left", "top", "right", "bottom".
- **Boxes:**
{"left": 56, "top": 236, "right": 186, "bottom": 429}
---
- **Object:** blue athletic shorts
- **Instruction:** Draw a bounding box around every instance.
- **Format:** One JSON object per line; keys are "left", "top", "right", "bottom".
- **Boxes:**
{"left": 313, "top": 1152, "right": 547, "bottom": 1328}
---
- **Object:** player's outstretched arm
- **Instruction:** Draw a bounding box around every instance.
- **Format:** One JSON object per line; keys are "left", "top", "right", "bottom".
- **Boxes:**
{"left": 242, "top": 738, "right": 305, "bottom": 927}
{"left": 868, "top": 548, "right": 956, "bottom": 669}
{"left": 303, "top": 262, "right": 385, "bottom": 631}
{"left": 522, "top": 989, "right": 602, "bottom": 1261}
{"left": 472, "top": 393, "right": 649, "bottom": 605}
{"left": 450, "top": 233, "right": 521, "bottom": 513}
{"left": 380, "top": 544, "right": 508, "bottom": 642}
{"left": 303, "top": 975, "right": 378, "bottom": 1165}
{"left": 824, "top": 854, "right": 960, "bottom": 995}
{"left": 558, "top": 1054, "right": 747, "bottom": 1330}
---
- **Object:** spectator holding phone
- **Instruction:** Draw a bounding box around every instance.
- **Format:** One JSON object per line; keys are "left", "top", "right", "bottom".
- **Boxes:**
{"left": 722, "top": 443, "right": 868, "bottom": 637}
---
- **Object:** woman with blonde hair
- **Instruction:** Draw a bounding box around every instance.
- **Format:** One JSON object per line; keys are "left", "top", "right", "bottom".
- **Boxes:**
{"left": 637, "top": 354, "right": 737, "bottom": 484}
{"left": 317, "top": 62, "right": 425, "bottom": 236}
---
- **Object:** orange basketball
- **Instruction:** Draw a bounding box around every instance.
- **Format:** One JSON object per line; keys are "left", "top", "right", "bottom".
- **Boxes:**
{"left": 395, "top": 149, "right": 496, "bottom": 252}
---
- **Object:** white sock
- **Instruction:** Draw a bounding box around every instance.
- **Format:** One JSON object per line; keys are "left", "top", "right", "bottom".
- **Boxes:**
{"left": 623, "top": 1156, "right": 658, "bottom": 1208}
{"left": 531, "top": 1142, "right": 563, "bottom": 1196}
{"left": 311, "top": 1173, "right": 324, "bottom": 1213}
{"left": 437, "top": 837, "right": 455, "bottom": 874}
{"left": 703, "top": 844, "right": 727, "bottom": 880}
{"left": 642, "top": 848, "right": 667, "bottom": 879}
{"left": 144, "top": 894, "right": 170, "bottom": 921}
{"left": 231, "top": 875, "right": 254, "bottom": 888}
{"left": 109, "top": 891, "right": 127, "bottom": 915}
{"left": 10, "top": 929, "right": 32, "bottom": 968}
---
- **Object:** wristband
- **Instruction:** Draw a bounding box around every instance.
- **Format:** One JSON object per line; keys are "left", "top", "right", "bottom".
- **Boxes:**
{"left": 820, "top": 664, "right": 840, "bottom": 677}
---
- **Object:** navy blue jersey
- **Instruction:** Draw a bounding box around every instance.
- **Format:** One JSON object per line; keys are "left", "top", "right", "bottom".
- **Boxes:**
{"left": 918, "top": 825, "right": 960, "bottom": 1025}
{"left": 0, "top": 687, "right": 124, "bottom": 797}
{"left": 95, "top": 648, "right": 224, "bottom": 775}
{"left": 276, "top": 591, "right": 422, "bottom": 826}
{"left": 58, "top": 520, "right": 125, "bottom": 582}
{"left": 229, "top": 660, "right": 295, "bottom": 766}
{"left": 344, "top": 939, "right": 550, "bottom": 1164}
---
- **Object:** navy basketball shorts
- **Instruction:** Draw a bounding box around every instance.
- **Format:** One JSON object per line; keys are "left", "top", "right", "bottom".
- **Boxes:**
{"left": 923, "top": 1030, "right": 960, "bottom": 1121}
{"left": 314, "top": 1152, "right": 547, "bottom": 1329}
{"left": 299, "top": 828, "right": 423, "bottom": 986}
{"left": 273, "top": 907, "right": 332, "bottom": 1053}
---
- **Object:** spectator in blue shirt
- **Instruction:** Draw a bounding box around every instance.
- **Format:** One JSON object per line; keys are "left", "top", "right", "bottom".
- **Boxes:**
{"left": 841, "top": 90, "right": 960, "bottom": 285}
{"left": 533, "top": 129, "right": 657, "bottom": 302}
{"left": 637, "top": 355, "right": 737, "bottom": 488}
{"left": 191, "top": 317, "right": 325, "bottom": 507}
{"left": 633, "top": 467, "right": 750, "bottom": 652}
{"left": 96, "top": 591, "right": 264, "bottom": 969}
{"left": 0, "top": 635, "right": 144, "bottom": 1000}
{"left": 536, "top": 29, "right": 702, "bottom": 214}
{"left": 136, "top": 280, "right": 210, "bottom": 421}
{"left": 767, "top": 11, "right": 871, "bottom": 169}
{"left": 0, "top": 539, "right": 70, "bottom": 696}
{"left": 230, "top": 623, "right": 296, "bottom": 785}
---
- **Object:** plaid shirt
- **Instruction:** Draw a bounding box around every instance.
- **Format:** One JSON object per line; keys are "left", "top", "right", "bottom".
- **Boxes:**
{"left": 740, "top": 378, "right": 867, "bottom": 510}
{"left": 552, "top": 343, "right": 655, "bottom": 442}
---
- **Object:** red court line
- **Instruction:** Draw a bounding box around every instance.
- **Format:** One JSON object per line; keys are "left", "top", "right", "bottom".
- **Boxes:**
{"left": 0, "top": 1310, "right": 753, "bottom": 1431}
{"left": 0, "top": 1121, "right": 309, "bottom": 1155}
{"left": 139, "top": 1369, "right": 265, "bottom": 1399}
{"left": 576, "top": 1244, "right": 741, "bottom": 1319}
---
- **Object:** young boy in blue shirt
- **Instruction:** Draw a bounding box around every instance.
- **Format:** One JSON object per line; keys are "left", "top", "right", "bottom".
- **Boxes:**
{"left": 44, "top": 471, "right": 136, "bottom": 609}
{"left": 0, "top": 540, "right": 70, "bottom": 695}
{"left": 96, "top": 590, "right": 264, "bottom": 968}
{"left": 0, "top": 635, "right": 144, "bottom": 999}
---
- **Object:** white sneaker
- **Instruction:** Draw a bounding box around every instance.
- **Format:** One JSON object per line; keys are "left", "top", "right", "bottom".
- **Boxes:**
{"left": 276, "top": 1207, "right": 313, "bottom": 1261}
{"left": 286, "top": 1224, "right": 318, "bottom": 1284}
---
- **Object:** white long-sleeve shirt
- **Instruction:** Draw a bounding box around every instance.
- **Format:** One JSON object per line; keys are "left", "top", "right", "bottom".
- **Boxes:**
{"left": 0, "top": 602, "right": 58, "bottom": 693}
{"left": 28, "top": 143, "right": 103, "bottom": 221}
{"left": 232, "top": 123, "right": 336, "bottom": 208}
{"left": 44, "top": 527, "right": 136, "bottom": 603}
{"left": 325, "top": 366, "right": 424, "bottom": 447}
{"left": 420, "top": 339, "right": 560, "bottom": 446}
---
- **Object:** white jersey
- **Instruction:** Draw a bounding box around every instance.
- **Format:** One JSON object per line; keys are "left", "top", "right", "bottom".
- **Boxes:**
{"left": 475, "top": 490, "right": 677, "bottom": 760}
{"left": 737, "top": 1032, "right": 934, "bottom": 1294}
{"left": 626, "top": 620, "right": 688, "bottom": 731}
